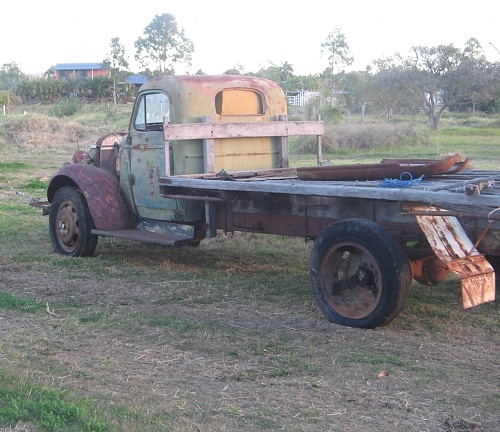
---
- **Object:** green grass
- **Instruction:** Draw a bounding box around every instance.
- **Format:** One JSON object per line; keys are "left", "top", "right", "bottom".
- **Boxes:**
{"left": 0, "top": 109, "right": 499, "bottom": 431}
{"left": 22, "top": 178, "right": 49, "bottom": 190}
{"left": 0, "top": 162, "right": 30, "bottom": 172}
{"left": 0, "top": 370, "right": 110, "bottom": 431}
{"left": 0, "top": 291, "right": 45, "bottom": 313}
{"left": 0, "top": 203, "right": 41, "bottom": 215}
{"left": 337, "top": 354, "right": 406, "bottom": 366}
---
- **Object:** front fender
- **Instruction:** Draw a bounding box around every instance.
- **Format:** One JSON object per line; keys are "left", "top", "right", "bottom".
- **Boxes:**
{"left": 48, "top": 164, "right": 135, "bottom": 230}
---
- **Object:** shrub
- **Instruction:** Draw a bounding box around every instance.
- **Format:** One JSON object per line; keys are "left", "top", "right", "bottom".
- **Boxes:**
{"left": 320, "top": 105, "right": 341, "bottom": 125}
{"left": 0, "top": 91, "right": 17, "bottom": 106}
{"left": 49, "top": 98, "right": 84, "bottom": 118}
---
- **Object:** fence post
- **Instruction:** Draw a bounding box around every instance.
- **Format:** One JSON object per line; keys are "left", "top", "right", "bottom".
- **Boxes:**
{"left": 278, "top": 115, "right": 289, "bottom": 168}
{"left": 316, "top": 114, "right": 323, "bottom": 166}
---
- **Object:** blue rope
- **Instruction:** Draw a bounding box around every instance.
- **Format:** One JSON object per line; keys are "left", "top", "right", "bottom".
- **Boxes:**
{"left": 378, "top": 172, "right": 425, "bottom": 188}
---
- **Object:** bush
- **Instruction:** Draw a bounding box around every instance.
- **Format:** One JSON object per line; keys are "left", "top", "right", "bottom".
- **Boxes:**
{"left": 0, "top": 91, "right": 17, "bottom": 106}
{"left": 320, "top": 106, "right": 341, "bottom": 125}
{"left": 49, "top": 98, "right": 84, "bottom": 118}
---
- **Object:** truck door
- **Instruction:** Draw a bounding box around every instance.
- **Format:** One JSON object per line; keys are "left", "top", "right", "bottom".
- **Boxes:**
{"left": 126, "top": 91, "right": 173, "bottom": 220}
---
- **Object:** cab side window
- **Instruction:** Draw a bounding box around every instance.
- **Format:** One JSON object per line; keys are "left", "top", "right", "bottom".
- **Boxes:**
{"left": 134, "top": 92, "right": 171, "bottom": 131}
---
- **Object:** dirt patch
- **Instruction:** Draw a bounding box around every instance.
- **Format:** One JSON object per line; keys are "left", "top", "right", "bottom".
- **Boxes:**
{"left": 0, "top": 235, "right": 499, "bottom": 431}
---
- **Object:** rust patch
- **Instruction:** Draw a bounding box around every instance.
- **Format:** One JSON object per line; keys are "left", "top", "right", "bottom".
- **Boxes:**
{"left": 412, "top": 205, "right": 495, "bottom": 308}
{"left": 72, "top": 150, "right": 92, "bottom": 164}
{"left": 296, "top": 154, "right": 462, "bottom": 181}
{"left": 48, "top": 164, "right": 135, "bottom": 231}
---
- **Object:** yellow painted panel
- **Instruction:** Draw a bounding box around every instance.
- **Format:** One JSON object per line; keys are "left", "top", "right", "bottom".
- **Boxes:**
{"left": 216, "top": 90, "right": 263, "bottom": 115}
{"left": 214, "top": 137, "right": 278, "bottom": 171}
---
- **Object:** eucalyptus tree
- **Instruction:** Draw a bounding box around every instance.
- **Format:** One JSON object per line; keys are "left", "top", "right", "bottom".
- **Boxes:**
{"left": 320, "top": 28, "right": 353, "bottom": 104}
{"left": 104, "top": 37, "right": 129, "bottom": 103}
{"left": 321, "top": 28, "right": 354, "bottom": 75}
{"left": 374, "top": 38, "right": 499, "bottom": 130}
{"left": 134, "top": 13, "right": 194, "bottom": 75}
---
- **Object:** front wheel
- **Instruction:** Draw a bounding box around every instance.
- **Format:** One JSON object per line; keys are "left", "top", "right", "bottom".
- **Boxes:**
{"left": 310, "top": 219, "right": 412, "bottom": 328}
{"left": 49, "top": 187, "right": 98, "bottom": 257}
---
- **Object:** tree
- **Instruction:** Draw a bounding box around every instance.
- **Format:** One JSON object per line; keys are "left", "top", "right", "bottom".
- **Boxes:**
{"left": 280, "top": 62, "right": 294, "bottom": 82}
{"left": 255, "top": 62, "right": 281, "bottom": 82}
{"left": 0, "top": 90, "right": 17, "bottom": 107}
{"left": 104, "top": 37, "right": 130, "bottom": 103}
{"left": 0, "top": 62, "right": 24, "bottom": 91}
{"left": 336, "top": 70, "right": 370, "bottom": 115}
{"left": 375, "top": 39, "right": 500, "bottom": 129}
{"left": 223, "top": 68, "right": 241, "bottom": 75}
{"left": 223, "top": 63, "right": 248, "bottom": 76}
{"left": 134, "top": 13, "right": 194, "bottom": 74}
{"left": 370, "top": 57, "right": 410, "bottom": 120}
{"left": 17, "top": 79, "right": 65, "bottom": 103}
{"left": 321, "top": 28, "right": 354, "bottom": 75}
{"left": 44, "top": 66, "right": 56, "bottom": 80}
{"left": 320, "top": 28, "right": 354, "bottom": 105}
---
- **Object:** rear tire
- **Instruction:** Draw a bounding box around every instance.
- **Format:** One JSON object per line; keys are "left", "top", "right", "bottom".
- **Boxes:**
{"left": 49, "top": 187, "right": 98, "bottom": 257}
{"left": 310, "top": 219, "right": 412, "bottom": 328}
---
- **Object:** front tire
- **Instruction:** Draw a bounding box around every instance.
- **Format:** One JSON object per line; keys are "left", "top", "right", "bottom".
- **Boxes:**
{"left": 310, "top": 219, "right": 412, "bottom": 328}
{"left": 49, "top": 187, "right": 98, "bottom": 257}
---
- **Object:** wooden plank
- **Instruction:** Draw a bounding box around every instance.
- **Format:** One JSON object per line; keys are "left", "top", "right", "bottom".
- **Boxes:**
{"left": 202, "top": 116, "right": 215, "bottom": 173}
{"left": 278, "top": 115, "right": 289, "bottom": 168}
{"left": 163, "top": 120, "right": 324, "bottom": 140}
{"left": 169, "top": 167, "right": 297, "bottom": 180}
{"left": 159, "top": 177, "right": 500, "bottom": 210}
{"left": 427, "top": 176, "right": 499, "bottom": 192}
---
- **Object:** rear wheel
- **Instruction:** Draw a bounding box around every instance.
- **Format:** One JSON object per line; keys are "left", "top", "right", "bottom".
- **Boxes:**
{"left": 310, "top": 219, "right": 412, "bottom": 328}
{"left": 49, "top": 187, "right": 98, "bottom": 257}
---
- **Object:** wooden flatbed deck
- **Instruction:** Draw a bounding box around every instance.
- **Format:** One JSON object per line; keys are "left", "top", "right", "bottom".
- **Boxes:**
{"left": 160, "top": 170, "right": 500, "bottom": 221}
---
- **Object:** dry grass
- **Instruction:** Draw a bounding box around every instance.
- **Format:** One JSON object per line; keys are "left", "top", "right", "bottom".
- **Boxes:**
{"left": 293, "top": 123, "right": 432, "bottom": 153}
{"left": 0, "top": 106, "right": 499, "bottom": 431}
{"left": 0, "top": 229, "right": 498, "bottom": 431}
{"left": 1, "top": 113, "right": 85, "bottom": 151}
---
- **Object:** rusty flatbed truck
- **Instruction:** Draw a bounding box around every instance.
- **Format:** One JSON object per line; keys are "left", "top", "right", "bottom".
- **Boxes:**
{"left": 43, "top": 75, "right": 499, "bottom": 328}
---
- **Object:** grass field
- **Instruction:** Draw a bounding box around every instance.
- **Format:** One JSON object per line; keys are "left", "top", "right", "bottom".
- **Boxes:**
{"left": 0, "top": 105, "right": 499, "bottom": 431}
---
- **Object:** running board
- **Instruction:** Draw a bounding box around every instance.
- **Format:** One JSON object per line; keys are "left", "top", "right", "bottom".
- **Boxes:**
{"left": 411, "top": 205, "right": 496, "bottom": 308}
{"left": 92, "top": 228, "right": 202, "bottom": 246}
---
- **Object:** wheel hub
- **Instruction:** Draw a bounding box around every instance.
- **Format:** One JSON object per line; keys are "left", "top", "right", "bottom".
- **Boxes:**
{"left": 57, "top": 203, "right": 79, "bottom": 248}
{"left": 320, "top": 243, "right": 382, "bottom": 319}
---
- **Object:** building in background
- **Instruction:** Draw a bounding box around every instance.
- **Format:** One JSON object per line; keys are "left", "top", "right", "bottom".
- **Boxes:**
{"left": 55, "top": 63, "right": 110, "bottom": 81}
{"left": 286, "top": 89, "right": 320, "bottom": 107}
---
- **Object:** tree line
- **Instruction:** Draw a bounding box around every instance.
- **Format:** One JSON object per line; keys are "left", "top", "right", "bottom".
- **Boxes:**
{"left": 1, "top": 14, "right": 499, "bottom": 130}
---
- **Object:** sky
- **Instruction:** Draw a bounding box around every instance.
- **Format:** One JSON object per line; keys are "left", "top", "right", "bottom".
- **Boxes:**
{"left": 2, "top": 0, "right": 500, "bottom": 76}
